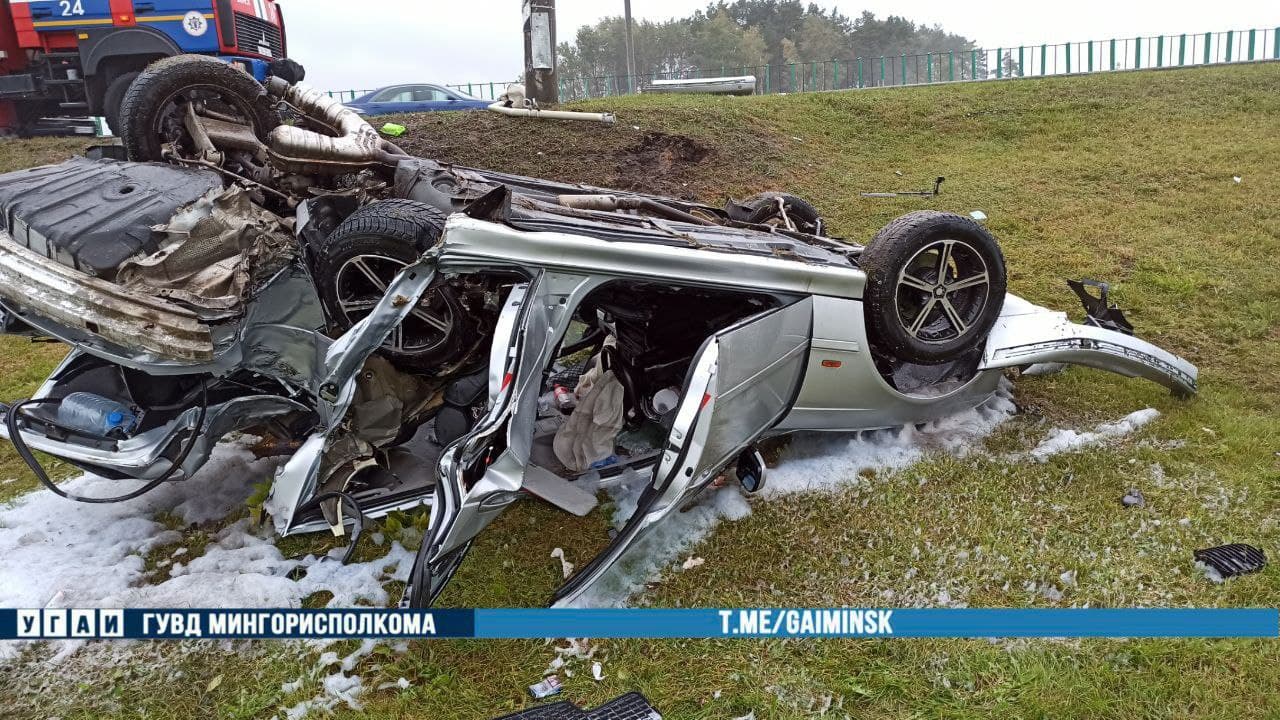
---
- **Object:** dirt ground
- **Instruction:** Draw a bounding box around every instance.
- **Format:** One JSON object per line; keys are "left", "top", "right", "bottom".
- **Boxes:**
{"left": 387, "top": 108, "right": 786, "bottom": 201}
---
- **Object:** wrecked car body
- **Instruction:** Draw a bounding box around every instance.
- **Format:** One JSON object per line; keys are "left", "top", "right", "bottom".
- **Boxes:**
{"left": 0, "top": 55, "right": 1197, "bottom": 606}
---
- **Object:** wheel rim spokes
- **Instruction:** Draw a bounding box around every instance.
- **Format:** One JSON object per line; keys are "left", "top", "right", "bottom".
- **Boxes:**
{"left": 894, "top": 238, "right": 991, "bottom": 343}
{"left": 336, "top": 254, "right": 453, "bottom": 353}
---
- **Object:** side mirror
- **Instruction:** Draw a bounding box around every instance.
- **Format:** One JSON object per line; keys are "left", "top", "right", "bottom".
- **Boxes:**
{"left": 735, "top": 446, "right": 767, "bottom": 494}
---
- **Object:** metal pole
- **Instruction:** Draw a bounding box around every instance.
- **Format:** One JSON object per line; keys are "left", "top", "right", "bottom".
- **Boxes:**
{"left": 623, "top": 0, "right": 636, "bottom": 93}
{"left": 523, "top": 0, "right": 558, "bottom": 103}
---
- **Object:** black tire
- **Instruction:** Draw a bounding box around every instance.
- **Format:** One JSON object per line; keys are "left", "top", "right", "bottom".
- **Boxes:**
{"left": 119, "top": 55, "right": 276, "bottom": 162}
{"left": 269, "top": 58, "right": 306, "bottom": 84}
{"left": 101, "top": 71, "right": 139, "bottom": 138}
{"left": 860, "top": 211, "right": 1007, "bottom": 365}
{"left": 744, "top": 192, "right": 825, "bottom": 235}
{"left": 318, "top": 200, "right": 466, "bottom": 373}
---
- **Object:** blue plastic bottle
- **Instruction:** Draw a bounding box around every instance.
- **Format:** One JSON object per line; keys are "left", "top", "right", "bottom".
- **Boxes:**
{"left": 56, "top": 393, "right": 140, "bottom": 438}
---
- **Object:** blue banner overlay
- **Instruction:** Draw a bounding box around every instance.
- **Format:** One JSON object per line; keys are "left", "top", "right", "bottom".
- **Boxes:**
{"left": 0, "top": 608, "right": 1275, "bottom": 641}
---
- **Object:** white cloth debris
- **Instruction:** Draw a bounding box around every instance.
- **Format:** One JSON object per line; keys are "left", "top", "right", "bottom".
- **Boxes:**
{"left": 592, "top": 661, "right": 605, "bottom": 681}
{"left": 553, "top": 357, "right": 625, "bottom": 473}
{"left": 550, "top": 547, "right": 575, "bottom": 579}
{"left": 681, "top": 557, "right": 705, "bottom": 570}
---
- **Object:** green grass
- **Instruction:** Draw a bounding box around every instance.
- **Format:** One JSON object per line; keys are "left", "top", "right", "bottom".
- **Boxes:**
{"left": 2, "top": 64, "right": 1279, "bottom": 718}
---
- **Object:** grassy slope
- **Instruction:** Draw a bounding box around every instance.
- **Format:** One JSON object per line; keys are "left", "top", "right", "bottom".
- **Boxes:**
{"left": 1, "top": 64, "right": 1278, "bottom": 718}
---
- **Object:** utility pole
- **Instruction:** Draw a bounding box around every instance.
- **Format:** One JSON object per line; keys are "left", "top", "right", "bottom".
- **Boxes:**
{"left": 523, "top": 0, "right": 559, "bottom": 104}
{"left": 623, "top": 0, "right": 637, "bottom": 92}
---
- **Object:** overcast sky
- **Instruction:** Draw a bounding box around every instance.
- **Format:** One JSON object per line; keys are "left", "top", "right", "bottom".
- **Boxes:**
{"left": 283, "top": 1, "right": 1278, "bottom": 91}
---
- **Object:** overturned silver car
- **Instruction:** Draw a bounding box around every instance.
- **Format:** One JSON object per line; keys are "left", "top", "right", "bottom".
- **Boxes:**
{"left": 0, "top": 56, "right": 1197, "bottom": 606}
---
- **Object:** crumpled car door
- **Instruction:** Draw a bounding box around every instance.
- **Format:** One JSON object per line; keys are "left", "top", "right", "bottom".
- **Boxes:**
{"left": 267, "top": 257, "right": 440, "bottom": 535}
{"left": 402, "top": 279, "right": 545, "bottom": 607}
{"left": 551, "top": 297, "right": 814, "bottom": 607}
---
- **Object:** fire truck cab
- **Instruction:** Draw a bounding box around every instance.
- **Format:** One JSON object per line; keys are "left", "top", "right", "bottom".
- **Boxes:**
{"left": 0, "top": 0, "right": 299, "bottom": 134}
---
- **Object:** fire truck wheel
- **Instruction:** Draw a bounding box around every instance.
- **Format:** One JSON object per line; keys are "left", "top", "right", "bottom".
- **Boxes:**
{"left": 102, "top": 71, "right": 139, "bottom": 138}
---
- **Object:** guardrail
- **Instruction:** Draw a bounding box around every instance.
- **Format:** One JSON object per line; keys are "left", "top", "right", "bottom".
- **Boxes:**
{"left": 417, "top": 26, "right": 1278, "bottom": 103}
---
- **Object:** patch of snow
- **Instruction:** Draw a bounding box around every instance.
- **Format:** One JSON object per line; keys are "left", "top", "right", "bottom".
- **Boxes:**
{"left": 0, "top": 442, "right": 413, "bottom": 663}
{"left": 1196, "top": 561, "right": 1225, "bottom": 584}
{"left": 566, "top": 380, "right": 1016, "bottom": 607}
{"left": 766, "top": 379, "right": 1017, "bottom": 496}
{"left": 1029, "top": 409, "right": 1161, "bottom": 463}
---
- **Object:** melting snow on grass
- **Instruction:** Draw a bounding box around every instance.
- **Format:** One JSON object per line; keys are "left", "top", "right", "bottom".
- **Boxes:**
{"left": 566, "top": 379, "right": 1018, "bottom": 607}
{"left": 0, "top": 441, "right": 413, "bottom": 664}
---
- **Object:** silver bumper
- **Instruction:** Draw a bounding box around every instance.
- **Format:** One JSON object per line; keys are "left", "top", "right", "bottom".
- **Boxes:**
{"left": 0, "top": 228, "right": 215, "bottom": 362}
{"left": 982, "top": 296, "right": 1198, "bottom": 397}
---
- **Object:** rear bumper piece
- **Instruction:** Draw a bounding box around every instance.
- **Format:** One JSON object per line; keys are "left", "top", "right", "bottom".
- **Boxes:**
{"left": 982, "top": 296, "right": 1198, "bottom": 397}
{"left": 0, "top": 229, "right": 214, "bottom": 362}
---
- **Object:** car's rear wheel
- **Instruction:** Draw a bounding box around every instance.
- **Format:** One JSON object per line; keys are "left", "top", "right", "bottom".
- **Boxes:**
{"left": 120, "top": 55, "right": 276, "bottom": 163}
{"left": 318, "top": 200, "right": 468, "bottom": 373}
{"left": 860, "top": 211, "right": 1007, "bottom": 365}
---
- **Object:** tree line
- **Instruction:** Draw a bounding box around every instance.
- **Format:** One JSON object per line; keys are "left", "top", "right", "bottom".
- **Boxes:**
{"left": 558, "top": 1, "right": 978, "bottom": 81}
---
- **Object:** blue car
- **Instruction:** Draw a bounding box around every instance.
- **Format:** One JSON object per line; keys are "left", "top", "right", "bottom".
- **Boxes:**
{"left": 344, "top": 84, "right": 491, "bottom": 116}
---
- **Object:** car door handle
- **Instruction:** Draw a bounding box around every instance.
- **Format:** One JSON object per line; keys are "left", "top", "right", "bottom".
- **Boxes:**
{"left": 31, "top": 7, "right": 53, "bottom": 17}
{"left": 135, "top": 2, "right": 156, "bottom": 11}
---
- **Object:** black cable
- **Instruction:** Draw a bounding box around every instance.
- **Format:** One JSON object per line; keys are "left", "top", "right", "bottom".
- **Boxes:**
{"left": 5, "top": 380, "right": 209, "bottom": 505}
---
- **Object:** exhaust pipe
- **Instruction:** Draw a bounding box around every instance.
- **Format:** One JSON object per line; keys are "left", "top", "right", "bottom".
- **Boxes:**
{"left": 264, "top": 78, "right": 404, "bottom": 174}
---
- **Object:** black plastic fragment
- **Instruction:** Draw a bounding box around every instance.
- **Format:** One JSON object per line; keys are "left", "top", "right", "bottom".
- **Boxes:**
{"left": 1067, "top": 278, "right": 1135, "bottom": 336}
{"left": 492, "top": 692, "right": 661, "bottom": 720}
{"left": 1194, "top": 544, "right": 1266, "bottom": 577}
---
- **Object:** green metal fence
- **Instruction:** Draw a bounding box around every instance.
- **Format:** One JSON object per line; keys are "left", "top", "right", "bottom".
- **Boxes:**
{"left": 384, "top": 26, "right": 1277, "bottom": 103}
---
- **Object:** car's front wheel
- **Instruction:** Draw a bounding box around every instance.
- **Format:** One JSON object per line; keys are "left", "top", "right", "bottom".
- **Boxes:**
{"left": 317, "top": 200, "right": 468, "bottom": 373}
{"left": 860, "top": 211, "right": 1007, "bottom": 365}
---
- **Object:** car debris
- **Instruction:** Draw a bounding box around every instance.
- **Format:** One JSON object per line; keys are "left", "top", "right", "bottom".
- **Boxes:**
{"left": 1194, "top": 544, "right": 1267, "bottom": 578}
{"left": 0, "top": 55, "right": 1199, "bottom": 608}
{"left": 1067, "top": 278, "right": 1135, "bottom": 335}
{"left": 498, "top": 692, "right": 661, "bottom": 719}
{"left": 551, "top": 547, "right": 575, "bottom": 579}
{"left": 528, "top": 675, "right": 564, "bottom": 699}
{"left": 860, "top": 176, "right": 945, "bottom": 198}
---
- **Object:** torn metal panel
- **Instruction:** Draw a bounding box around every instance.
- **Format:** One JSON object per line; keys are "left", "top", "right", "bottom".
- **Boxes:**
{"left": 981, "top": 295, "right": 1198, "bottom": 397}
{"left": 118, "top": 186, "right": 297, "bottom": 311}
{"left": 0, "top": 229, "right": 215, "bottom": 362}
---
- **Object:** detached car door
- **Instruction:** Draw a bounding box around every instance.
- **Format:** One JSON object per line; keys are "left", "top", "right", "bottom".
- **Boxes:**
{"left": 551, "top": 297, "right": 814, "bottom": 606}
